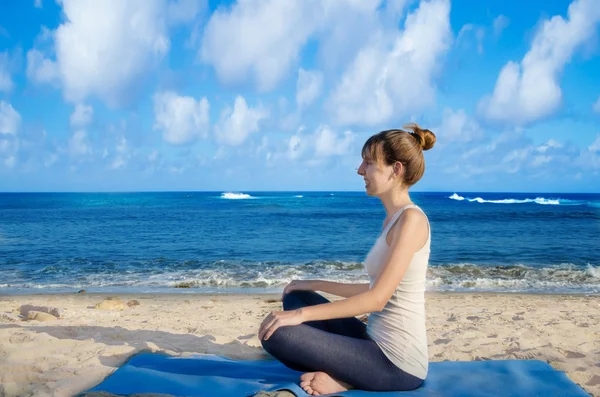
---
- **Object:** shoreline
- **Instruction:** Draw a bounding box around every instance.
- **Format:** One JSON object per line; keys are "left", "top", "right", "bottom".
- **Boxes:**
{"left": 1, "top": 292, "right": 598, "bottom": 396}
{"left": 2, "top": 290, "right": 600, "bottom": 298}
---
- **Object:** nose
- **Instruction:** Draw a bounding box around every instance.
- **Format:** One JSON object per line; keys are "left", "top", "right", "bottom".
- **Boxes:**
{"left": 356, "top": 162, "right": 365, "bottom": 176}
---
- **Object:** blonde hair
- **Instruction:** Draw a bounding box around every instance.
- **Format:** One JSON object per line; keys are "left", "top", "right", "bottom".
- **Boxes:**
{"left": 361, "top": 123, "right": 436, "bottom": 186}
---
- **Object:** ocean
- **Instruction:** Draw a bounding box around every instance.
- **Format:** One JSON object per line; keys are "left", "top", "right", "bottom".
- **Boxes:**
{"left": 0, "top": 191, "right": 598, "bottom": 295}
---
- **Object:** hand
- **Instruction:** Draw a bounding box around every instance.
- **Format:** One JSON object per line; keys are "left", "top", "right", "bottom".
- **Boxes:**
{"left": 281, "top": 279, "right": 316, "bottom": 299}
{"left": 258, "top": 309, "right": 304, "bottom": 340}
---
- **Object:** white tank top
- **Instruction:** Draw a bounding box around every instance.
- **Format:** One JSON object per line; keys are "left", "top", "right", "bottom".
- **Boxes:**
{"left": 363, "top": 204, "right": 430, "bottom": 380}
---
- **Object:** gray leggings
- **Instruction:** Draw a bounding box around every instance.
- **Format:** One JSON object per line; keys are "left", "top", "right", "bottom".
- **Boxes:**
{"left": 260, "top": 290, "right": 424, "bottom": 392}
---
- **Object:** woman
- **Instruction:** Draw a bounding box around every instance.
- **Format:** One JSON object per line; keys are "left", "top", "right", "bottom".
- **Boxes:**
{"left": 259, "top": 124, "right": 435, "bottom": 395}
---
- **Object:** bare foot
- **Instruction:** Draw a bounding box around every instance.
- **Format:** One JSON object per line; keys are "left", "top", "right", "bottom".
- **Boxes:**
{"left": 299, "top": 372, "right": 352, "bottom": 395}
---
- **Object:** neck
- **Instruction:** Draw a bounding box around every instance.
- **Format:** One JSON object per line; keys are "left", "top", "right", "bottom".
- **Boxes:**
{"left": 379, "top": 187, "right": 412, "bottom": 218}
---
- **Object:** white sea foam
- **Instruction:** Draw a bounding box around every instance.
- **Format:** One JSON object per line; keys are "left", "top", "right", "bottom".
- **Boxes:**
{"left": 449, "top": 193, "right": 465, "bottom": 201}
{"left": 2, "top": 262, "right": 598, "bottom": 294}
{"left": 220, "top": 192, "right": 255, "bottom": 200}
{"left": 587, "top": 264, "right": 600, "bottom": 279}
{"left": 449, "top": 194, "right": 565, "bottom": 205}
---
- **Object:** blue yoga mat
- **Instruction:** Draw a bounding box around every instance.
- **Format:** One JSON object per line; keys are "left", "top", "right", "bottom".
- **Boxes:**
{"left": 83, "top": 352, "right": 590, "bottom": 397}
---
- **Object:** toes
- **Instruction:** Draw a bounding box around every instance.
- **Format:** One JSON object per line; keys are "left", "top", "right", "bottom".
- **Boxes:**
{"left": 300, "top": 372, "right": 315, "bottom": 382}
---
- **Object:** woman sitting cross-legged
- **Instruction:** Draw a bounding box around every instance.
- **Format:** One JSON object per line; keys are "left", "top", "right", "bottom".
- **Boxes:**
{"left": 258, "top": 124, "right": 435, "bottom": 395}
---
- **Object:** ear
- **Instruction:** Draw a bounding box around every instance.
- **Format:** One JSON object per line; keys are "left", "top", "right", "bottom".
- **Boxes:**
{"left": 393, "top": 161, "right": 403, "bottom": 177}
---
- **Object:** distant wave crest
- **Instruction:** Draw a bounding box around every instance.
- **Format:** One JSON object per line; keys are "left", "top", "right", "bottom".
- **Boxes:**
{"left": 449, "top": 193, "right": 568, "bottom": 205}
{"left": 220, "top": 192, "right": 255, "bottom": 200}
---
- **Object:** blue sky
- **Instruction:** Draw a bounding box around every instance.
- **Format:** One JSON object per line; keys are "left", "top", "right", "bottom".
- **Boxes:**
{"left": 0, "top": 0, "right": 599, "bottom": 193}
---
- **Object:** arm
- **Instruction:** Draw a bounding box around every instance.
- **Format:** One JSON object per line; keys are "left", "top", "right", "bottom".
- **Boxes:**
{"left": 312, "top": 281, "right": 370, "bottom": 298}
{"left": 300, "top": 209, "right": 428, "bottom": 322}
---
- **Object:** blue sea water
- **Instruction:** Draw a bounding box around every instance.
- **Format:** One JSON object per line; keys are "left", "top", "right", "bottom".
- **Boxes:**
{"left": 0, "top": 191, "right": 599, "bottom": 295}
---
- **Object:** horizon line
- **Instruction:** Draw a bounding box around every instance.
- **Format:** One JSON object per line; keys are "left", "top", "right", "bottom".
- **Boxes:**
{"left": 1, "top": 190, "right": 599, "bottom": 195}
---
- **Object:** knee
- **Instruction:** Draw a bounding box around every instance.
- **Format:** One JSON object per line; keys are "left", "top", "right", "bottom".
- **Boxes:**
{"left": 260, "top": 325, "right": 297, "bottom": 352}
{"left": 282, "top": 290, "right": 323, "bottom": 310}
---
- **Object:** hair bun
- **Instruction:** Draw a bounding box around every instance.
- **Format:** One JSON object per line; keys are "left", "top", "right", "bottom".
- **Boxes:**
{"left": 404, "top": 123, "right": 436, "bottom": 151}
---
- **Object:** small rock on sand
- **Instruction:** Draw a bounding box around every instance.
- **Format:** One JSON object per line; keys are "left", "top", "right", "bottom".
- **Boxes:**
{"left": 94, "top": 299, "right": 127, "bottom": 311}
{"left": 27, "top": 311, "right": 58, "bottom": 322}
{"left": 19, "top": 304, "right": 61, "bottom": 318}
{"left": 127, "top": 300, "right": 140, "bottom": 307}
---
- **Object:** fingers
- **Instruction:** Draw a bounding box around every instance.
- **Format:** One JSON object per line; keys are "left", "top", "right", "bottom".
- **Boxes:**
{"left": 264, "top": 319, "right": 279, "bottom": 340}
{"left": 259, "top": 313, "right": 278, "bottom": 340}
{"left": 258, "top": 313, "right": 272, "bottom": 340}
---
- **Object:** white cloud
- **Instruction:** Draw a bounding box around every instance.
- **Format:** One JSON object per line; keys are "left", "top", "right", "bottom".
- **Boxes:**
{"left": 493, "top": 15, "right": 509, "bottom": 37}
{"left": 214, "top": 96, "right": 269, "bottom": 146}
{"left": 26, "top": 49, "right": 59, "bottom": 85}
{"left": 115, "top": 135, "right": 127, "bottom": 153}
{"left": 502, "top": 147, "right": 531, "bottom": 170}
{"left": 577, "top": 135, "right": 600, "bottom": 170}
{"left": 435, "top": 108, "right": 483, "bottom": 143}
{"left": 26, "top": 0, "right": 202, "bottom": 107}
{"left": 282, "top": 125, "right": 355, "bottom": 163}
{"left": 108, "top": 136, "right": 129, "bottom": 170}
{"left": 0, "top": 101, "right": 21, "bottom": 135}
{"left": 457, "top": 24, "right": 485, "bottom": 54}
{"left": 34, "top": 0, "right": 42, "bottom": 8}
{"left": 0, "top": 134, "right": 19, "bottom": 169}
{"left": 327, "top": 0, "right": 452, "bottom": 126}
{"left": 153, "top": 90, "right": 210, "bottom": 145}
{"left": 70, "top": 104, "right": 93, "bottom": 127}
{"left": 201, "top": 0, "right": 322, "bottom": 92}
{"left": 199, "top": 0, "right": 417, "bottom": 93}
{"left": 109, "top": 157, "right": 125, "bottom": 170}
{"left": 437, "top": 128, "right": 585, "bottom": 181}
{"left": 167, "top": 0, "right": 206, "bottom": 25}
{"left": 593, "top": 96, "right": 600, "bottom": 113}
{"left": 0, "top": 51, "right": 14, "bottom": 93}
{"left": 296, "top": 68, "right": 323, "bottom": 108}
{"left": 532, "top": 155, "right": 552, "bottom": 167}
{"left": 256, "top": 136, "right": 269, "bottom": 154}
{"left": 44, "top": 153, "right": 58, "bottom": 168}
{"left": 68, "top": 130, "right": 91, "bottom": 157}
{"left": 316, "top": 1, "right": 383, "bottom": 70}
{"left": 478, "top": 0, "right": 600, "bottom": 126}
{"left": 314, "top": 126, "right": 355, "bottom": 157}
{"left": 536, "top": 139, "right": 563, "bottom": 153}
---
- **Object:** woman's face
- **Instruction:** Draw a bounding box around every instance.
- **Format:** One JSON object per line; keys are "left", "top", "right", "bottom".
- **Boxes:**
{"left": 357, "top": 153, "right": 396, "bottom": 197}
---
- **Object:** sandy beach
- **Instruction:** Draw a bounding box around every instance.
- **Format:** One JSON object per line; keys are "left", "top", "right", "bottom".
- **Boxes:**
{"left": 0, "top": 292, "right": 598, "bottom": 397}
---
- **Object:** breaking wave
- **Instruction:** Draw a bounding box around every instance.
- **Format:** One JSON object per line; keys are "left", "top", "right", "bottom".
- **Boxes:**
{"left": 448, "top": 193, "right": 583, "bottom": 206}
{"left": 220, "top": 192, "right": 255, "bottom": 200}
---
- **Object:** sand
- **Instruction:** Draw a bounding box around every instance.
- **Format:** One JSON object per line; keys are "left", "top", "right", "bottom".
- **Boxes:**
{"left": 0, "top": 292, "right": 599, "bottom": 397}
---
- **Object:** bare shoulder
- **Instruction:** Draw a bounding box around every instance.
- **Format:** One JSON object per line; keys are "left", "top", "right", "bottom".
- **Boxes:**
{"left": 386, "top": 208, "right": 429, "bottom": 247}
